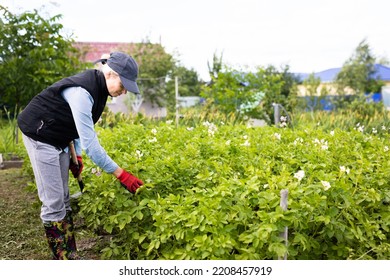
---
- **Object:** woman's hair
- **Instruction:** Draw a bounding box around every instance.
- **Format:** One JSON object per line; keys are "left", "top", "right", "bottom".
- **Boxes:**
{"left": 101, "top": 63, "right": 119, "bottom": 76}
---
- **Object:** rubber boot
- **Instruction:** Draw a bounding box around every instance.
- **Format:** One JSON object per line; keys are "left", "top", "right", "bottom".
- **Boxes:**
{"left": 43, "top": 212, "right": 80, "bottom": 260}
{"left": 44, "top": 220, "right": 69, "bottom": 260}
{"left": 63, "top": 211, "right": 79, "bottom": 259}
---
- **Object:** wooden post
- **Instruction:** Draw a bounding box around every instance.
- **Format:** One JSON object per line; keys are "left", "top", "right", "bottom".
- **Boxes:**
{"left": 175, "top": 76, "right": 179, "bottom": 128}
{"left": 15, "top": 124, "right": 19, "bottom": 144}
{"left": 279, "top": 189, "right": 288, "bottom": 260}
{"left": 131, "top": 94, "right": 144, "bottom": 114}
{"left": 273, "top": 103, "right": 280, "bottom": 125}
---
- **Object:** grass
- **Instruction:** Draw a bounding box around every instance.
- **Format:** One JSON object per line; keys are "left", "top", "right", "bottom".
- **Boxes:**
{"left": 0, "top": 168, "right": 104, "bottom": 260}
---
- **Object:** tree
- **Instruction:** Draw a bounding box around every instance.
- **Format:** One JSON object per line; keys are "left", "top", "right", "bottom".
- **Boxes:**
{"left": 248, "top": 65, "right": 288, "bottom": 123}
{"left": 207, "top": 51, "right": 223, "bottom": 82}
{"left": 303, "top": 73, "right": 322, "bottom": 112}
{"left": 200, "top": 64, "right": 298, "bottom": 124}
{"left": 169, "top": 66, "right": 202, "bottom": 97}
{"left": 119, "top": 41, "right": 175, "bottom": 108}
{"left": 0, "top": 6, "right": 86, "bottom": 114}
{"left": 164, "top": 65, "right": 203, "bottom": 112}
{"left": 336, "top": 39, "right": 384, "bottom": 96}
{"left": 119, "top": 41, "right": 204, "bottom": 113}
{"left": 201, "top": 68, "right": 251, "bottom": 115}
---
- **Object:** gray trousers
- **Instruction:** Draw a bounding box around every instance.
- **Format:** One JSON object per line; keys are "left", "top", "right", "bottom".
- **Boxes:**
{"left": 22, "top": 134, "right": 71, "bottom": 222}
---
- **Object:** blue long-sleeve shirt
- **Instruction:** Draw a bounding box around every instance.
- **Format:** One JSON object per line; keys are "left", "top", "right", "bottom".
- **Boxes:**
{"left": 61, "top": 86, "right": 119, "bottom": 173}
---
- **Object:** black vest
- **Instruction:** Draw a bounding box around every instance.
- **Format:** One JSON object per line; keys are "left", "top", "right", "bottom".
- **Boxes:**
{"left": 17, "top": 70, "right": 109, "bottom": 149}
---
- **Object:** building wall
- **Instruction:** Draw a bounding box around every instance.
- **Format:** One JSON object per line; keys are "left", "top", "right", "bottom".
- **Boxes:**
{"left": 297, "top": 83, "right": 353, "bottom": 96}
{"left": 298, "top": 81, "right": 390, "bottom": 96}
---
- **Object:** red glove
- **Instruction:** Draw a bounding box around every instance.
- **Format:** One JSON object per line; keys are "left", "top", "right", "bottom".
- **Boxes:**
{"left": 69, "top": 156, "right": 83, "bottom": 178}
{"left": 118, "top": 170, "right": 143, "bottom": 194}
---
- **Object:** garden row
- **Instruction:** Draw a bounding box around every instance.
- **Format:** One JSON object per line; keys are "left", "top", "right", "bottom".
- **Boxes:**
{"left": 68, "top": 118, "right": 390, "bottom": 259}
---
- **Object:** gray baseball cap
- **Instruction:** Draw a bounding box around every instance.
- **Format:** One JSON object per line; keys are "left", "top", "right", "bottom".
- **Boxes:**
{"left": 106, "top": 52, "right": 140, "bottom": 94}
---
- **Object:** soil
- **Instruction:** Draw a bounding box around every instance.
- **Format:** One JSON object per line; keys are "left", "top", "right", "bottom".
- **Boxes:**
{"left": 0, "top": 168, "right": 103, "bottom": 260}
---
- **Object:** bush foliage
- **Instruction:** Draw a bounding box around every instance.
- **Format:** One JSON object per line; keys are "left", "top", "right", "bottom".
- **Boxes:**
{"left": 73, "top": 117, "right": 390, "bottom": 260}
{"left": 0, "top": 6, "right": 86, "bottom": 112}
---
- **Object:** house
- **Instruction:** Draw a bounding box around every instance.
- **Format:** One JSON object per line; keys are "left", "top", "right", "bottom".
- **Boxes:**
{"left": 297, "top": 64, "right": 390, "bottom": 96}
{"left": 73, "top": 42, "right": 167, "bottom": 117}
{"left": 296, "top": 64, "right": 390, "bottom": 110}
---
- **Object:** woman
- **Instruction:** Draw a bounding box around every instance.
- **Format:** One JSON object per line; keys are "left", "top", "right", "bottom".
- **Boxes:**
{"left": 17, "top": 52, "right": 143, "bottom": 259}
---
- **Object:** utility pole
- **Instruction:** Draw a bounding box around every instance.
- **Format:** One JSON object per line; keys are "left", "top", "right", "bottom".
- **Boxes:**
{"left": 175, "top": 76, "right": 179, "bottom": 128}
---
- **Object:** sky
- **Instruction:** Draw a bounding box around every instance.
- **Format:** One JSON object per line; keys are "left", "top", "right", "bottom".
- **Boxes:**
{"left": 3, "top": 0, "right": 390, "bottom": 80}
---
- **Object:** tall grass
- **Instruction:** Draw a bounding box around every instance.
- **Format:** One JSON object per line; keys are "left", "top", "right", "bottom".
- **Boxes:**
{"left": 291, "top": 108, "right": 390, "bottom": 135}
{"left": 175, "top": 105, "right": 244, "bottom": 126}
{"left": 0, "top": 107, "right": 23, "bottom": 159}
{"left": 96, "top": 104, "right": 245, "bottom": 129}
{"left": 6, "top": 102, "right": 389, "bottom": 159}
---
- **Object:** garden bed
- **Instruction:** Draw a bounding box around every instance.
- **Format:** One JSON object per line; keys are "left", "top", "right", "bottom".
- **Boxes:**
{"left": 0, "top": 153, "right": 23, "bottom": 169}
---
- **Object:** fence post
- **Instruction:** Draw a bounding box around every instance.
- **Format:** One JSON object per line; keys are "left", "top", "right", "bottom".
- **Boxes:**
{"left": 131, "top": 94, "right": 144, "bottom": 114}
{"left": 279, "top": 189, "right": 288, "bottom": 260}
{"left": 175, "top": 76, "right": 179, "bottom": 128}
{"left": 273, "top": 103, "right": 280, "bottom": 125}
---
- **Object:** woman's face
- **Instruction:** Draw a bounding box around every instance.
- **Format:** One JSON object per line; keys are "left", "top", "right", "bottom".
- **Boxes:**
{"left": 106, "top": 72, "right": 127, "bottom": 97}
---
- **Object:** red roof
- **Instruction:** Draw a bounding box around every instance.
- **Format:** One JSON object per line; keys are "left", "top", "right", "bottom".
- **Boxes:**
{"left": 74, "top": 42, "right": 136, "bottom": 62}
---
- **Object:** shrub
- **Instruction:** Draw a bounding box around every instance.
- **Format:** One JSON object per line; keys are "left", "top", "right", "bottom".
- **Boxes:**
{"left": 76, "top": 120, "right": 390, "bottom": 259}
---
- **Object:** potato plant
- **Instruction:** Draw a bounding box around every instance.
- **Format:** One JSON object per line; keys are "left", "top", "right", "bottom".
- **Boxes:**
{"left": 77, "top": 120, "right": 390, "bottom": 259}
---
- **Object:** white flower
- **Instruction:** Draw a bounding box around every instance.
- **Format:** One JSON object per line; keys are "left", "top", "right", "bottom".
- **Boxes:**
{"left": 225, "top": 140, "right": 231, "bottom": 145}
{"left": 151, "top": 128, "right": 157, "bottom": 135}
{"left": 382, "top": 125, "right": 386, "bottom": 130}
{"left": 91, "top": 168, "right": 102, "bottom": 176}
{"left": 279, "top": 116, "right": 288, "bottom": 128}
{"left": 149, "top": 137, "right": 157, "bottom": 143}
{"left": 330, "top": 130, "right": 335, "bottom": 136}
{"left": 293, "top": 137, "right": 303, "bottom": 145}
{"left": 274, "top": 133, "right": 281, "bottom": 140}
{"left": 186, "top": 127, "right": 194, "bottom": 131}
{"left": 321, "top": 180, "right": 331, "bottom": 190}
{"left": 363, "top": 136, "right": 372, "bottom": 142}
{"left": 355, "top": 123, "right": 365, "bottom": 133}
{"left": 340, "top": 166, "right": 350, "bottom": 174}
{"left": 385, "top": 146, "right": 389, "bottom": 152}
{"left": 241, "top": 140, "right": 250, "bottom": 147}
{"left": 203, "top": 121, "right": 218, "bottom": 136}
{"left": 372, "top": 128, "right": 377, "bottom": 134}
{"left": 166, "top": 120, "right": 173, "bottom": 124}
{"left": 294, "top": 170, "right": 305, "bottom": 182}
{"left": 135, "top": 150, "right": 143, "bottom": 159}
{"left": 208, "top": 129, "right": 216, "bottom": 136}
{"left": 243, "top": 135, "right": 248, "bottom": 140}
{"left": 314, "top": 138, "right": 328, "bottom": 150}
